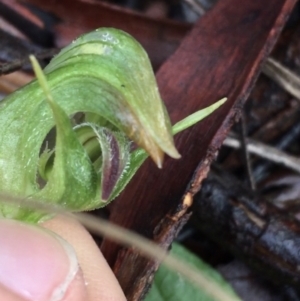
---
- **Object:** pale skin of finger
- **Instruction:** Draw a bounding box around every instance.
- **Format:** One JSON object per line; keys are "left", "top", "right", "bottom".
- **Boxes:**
{"left": 60, "top": 269, "right": 87, "bottom": 301}
{"left": 42, "top": 214, "right": 127, "bottom": 301}
{"left": 0, "top": 217, "right": 87, "bottom": 301}
{"left": 0, "top": 283, "right": 28, "bottom": 301}
{"left": 0, "top": 274, "right": 86, "bottom": 301}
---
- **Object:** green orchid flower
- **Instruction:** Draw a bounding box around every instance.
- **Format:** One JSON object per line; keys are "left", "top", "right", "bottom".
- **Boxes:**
{"left": 0, "top": 28, "right": 226, "bottom": 223}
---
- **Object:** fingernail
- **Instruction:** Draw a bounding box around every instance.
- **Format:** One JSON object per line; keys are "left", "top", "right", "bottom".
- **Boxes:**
{"left": 0, "top": 218, "right": 78, "bottom": 301}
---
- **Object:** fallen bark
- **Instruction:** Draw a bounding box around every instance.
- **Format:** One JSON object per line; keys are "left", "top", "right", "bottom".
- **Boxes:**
{"left": 101, "top": 1, "right": 297, "bottom": 299}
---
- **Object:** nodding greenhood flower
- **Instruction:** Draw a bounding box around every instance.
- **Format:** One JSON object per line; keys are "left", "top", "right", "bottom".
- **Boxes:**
{"left": 0, "top": 28, "right": 226, "bottom": 223}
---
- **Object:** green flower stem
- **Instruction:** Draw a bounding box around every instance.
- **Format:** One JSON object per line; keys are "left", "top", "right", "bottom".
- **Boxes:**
{"left": 82, "top": 137, "right": 101, "bottom": 163}
{"left": 74, "top": 125, "right": 98, "bottom": 145}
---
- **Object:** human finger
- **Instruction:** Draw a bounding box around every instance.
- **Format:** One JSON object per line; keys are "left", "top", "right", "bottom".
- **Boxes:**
{"left": 0, "top": 218, "right": 87, "bottom": 301}
{"left": 42, "top": 214, "right": 126, "bottom": 301}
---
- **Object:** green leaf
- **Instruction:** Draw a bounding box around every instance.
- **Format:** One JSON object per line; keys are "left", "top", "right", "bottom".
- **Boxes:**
{"left": 145, "top": 243, "right": 241, "bottom": 301}
{"left": 172, "top": 98, "right": 227, "bottom": 135}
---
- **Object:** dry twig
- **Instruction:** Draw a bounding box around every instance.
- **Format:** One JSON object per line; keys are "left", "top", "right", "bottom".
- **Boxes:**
{"left": 239, "top": 113, "right": 256, "bottom": 190}
{"left": 262, "top": 57, "right": 300, "bottom": 101}
{"left": 0, "top": 48, "right": 58, "bottom": 76}
{"left": 224, "top": 134, "right": 300, "bottom": 174}
{"left": 182, "top": 0, "right": 206, "bottom": 15}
